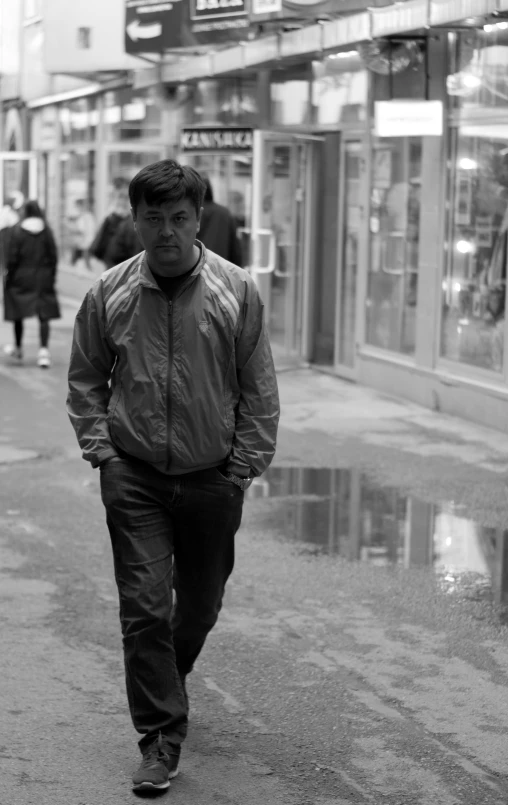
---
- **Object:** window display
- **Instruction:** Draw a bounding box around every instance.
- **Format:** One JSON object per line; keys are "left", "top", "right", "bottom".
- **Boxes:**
{"left": 366, "top": 137, "right": 422, "bottom": 354}
{"left": 441, "top": 131, "right": 507, "bottom": 372}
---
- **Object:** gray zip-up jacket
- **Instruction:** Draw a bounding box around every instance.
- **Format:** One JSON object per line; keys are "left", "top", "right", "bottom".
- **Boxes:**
{"left": 67, "top": 244, "right": 280, "bottom": 476}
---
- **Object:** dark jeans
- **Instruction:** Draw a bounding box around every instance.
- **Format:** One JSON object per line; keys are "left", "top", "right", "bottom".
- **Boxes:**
{"left": 100, "top": 457, "right": 243, "bottom": 752}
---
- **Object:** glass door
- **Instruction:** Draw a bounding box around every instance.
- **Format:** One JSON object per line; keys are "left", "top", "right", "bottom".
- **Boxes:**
{"left": 335, "top": 140, "right": 364, "bottom": 375}
{"left": 250, "top": 131, "right": 317, "bottom": 368}
{"left": 0, "top": 152, "right": 37, "bottom": 210}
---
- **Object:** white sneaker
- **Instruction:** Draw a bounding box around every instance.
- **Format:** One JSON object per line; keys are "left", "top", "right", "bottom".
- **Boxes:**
{"left": 37, "top": 348, "right": 51, "bottom": 368}
{"left": 4, "top": 345, "right": 22, "bottom": 362}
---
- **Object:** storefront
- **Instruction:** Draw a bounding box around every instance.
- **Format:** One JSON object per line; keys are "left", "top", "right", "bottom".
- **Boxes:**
{"left": 177, "top": 75, "right": 321, "bottom": 368}
{"left": 169, "top": 9, "right": 508, "bottom": 432}
{"left": 29, "top": 85, "right": 169, "bottom": 263}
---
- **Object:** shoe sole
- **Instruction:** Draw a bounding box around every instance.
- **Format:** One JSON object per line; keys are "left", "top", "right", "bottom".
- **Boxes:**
{"left": 132, "top": 780, "right": 170, "bottom": 791}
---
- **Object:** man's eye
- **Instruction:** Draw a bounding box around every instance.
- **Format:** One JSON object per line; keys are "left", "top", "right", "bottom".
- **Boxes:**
{"left": 149, "top": 217, "right": 160, "bottom": 224}
{"left": 175, "top": 217, "right": 185, "bottom": 224}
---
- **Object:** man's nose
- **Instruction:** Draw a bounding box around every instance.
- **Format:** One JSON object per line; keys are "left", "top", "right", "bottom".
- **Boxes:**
{"left": 160, "top": 220, "right": 175, "bottom": 238}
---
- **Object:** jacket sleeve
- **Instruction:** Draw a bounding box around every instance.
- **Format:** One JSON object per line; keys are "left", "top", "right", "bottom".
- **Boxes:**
{"left": 66, "top": 283, "right": 119, "bottom": 468}
{"left": 226, "top": 275, "right": 280, "bottom": 477}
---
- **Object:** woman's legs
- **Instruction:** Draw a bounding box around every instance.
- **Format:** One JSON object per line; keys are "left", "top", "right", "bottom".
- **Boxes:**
{"left": 14, "top": 320, "right": 23, "bottom": 348}
{"left": 39, "top": 317, "right": 49, "bottom": 349}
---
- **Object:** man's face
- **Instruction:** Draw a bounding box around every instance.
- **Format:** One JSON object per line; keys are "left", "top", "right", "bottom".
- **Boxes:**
{"left": 133, "top": 196, "right": 202, "bottom": 277}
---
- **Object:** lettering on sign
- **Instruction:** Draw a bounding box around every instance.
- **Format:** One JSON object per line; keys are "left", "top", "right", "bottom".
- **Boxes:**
{"left": 181, "top": 128, "right": 254, "bottom": 152}
{"left": 190, "top": 0, "right": 246, "bottom": 19}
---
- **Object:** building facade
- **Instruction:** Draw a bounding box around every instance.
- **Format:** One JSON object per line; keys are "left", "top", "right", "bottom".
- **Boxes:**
{"left": 4, "top": 0, "right": 508, "bottom": 433}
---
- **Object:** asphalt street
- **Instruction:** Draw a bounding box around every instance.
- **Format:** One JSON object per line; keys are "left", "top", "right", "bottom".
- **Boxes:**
{"left": 2, "top": 297, "right": 508, "bottom": 804}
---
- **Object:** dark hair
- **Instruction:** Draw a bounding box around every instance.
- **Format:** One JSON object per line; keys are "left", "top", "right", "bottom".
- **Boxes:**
{"left": 129, "top": 159, "right": 205, "bottom": 216}
{"left": 202, "top": 175, "right": 214, "bottom": 203}
{"left": 23, "top": 200, "right": 44, "bottom": 219}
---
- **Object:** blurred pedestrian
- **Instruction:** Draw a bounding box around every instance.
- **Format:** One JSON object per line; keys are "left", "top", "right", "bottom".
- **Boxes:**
{"left": 70, "top": 199, "right": 95, "bottom": 271}
{"left": 3, "top": 200, "right": 60, "bottom": 368}
{"left": 90, "top": 177, "right": 131, "bottom": 268}
{"left": 107, "top": 213, "right": 143, "bottom": 266}
{"left": 67, "top": 159, "right": 279, "bottom": 793}
{"left": 0, "top": 192, "right": 24, "bottom": 280}
{"left": 198, "top": 176, "right": 243, "bottom": 266}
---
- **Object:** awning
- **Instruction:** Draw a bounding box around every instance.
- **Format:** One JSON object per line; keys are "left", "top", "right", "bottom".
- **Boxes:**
{"left": 322, "top": 13, "right": 370, "bottom": 51}
{"left": 371, "top": 0, "right": 429, "bottom": 38}
{"left": 430, "top": 0, "right": 497, "bottom": 24}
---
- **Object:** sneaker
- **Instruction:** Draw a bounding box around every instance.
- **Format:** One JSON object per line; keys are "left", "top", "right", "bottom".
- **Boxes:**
{"left": 4, "top": 345, "right": 22, "bottom": 362}
{"left": 37, "top": 348, "right": 51, "bottom": 369}
{"left": 132, "top": 732, "right": 181, "bottom": 792}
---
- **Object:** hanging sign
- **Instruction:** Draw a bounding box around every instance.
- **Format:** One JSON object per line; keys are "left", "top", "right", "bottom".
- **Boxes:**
{"left": 125, "top": 0, "right": 250, "bottom": 51}
{"left": 181, "top": 127, "right": 254, "bottom": 152}
{"left": 374, "top": 100, "right": 443, "bottom": 138}
{"left": 189, "top": 0, "right": 249, "bottom": 36}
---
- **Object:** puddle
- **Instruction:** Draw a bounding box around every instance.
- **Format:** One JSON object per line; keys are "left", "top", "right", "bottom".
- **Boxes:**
{"left": 246, "top": 468, "right": 508, "bottom": 604}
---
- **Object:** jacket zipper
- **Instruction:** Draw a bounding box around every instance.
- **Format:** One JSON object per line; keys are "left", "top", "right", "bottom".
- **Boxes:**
{"left": 167, "top": 299, "right": 173, "bottom": 471}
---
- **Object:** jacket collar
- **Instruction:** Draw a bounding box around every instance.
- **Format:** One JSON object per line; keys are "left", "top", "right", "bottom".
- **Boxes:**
{"left": 138, "top": 241, "right": 206, "bottom": 289}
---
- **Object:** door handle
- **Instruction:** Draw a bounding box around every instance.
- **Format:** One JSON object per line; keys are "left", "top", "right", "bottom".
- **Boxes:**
{"left": 251, "top": 229, "right": 276, "bottom": 274}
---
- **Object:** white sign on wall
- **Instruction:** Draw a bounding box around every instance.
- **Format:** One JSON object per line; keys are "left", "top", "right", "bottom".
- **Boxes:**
{"left": 374, "top": 100, "right": 443, "bottom": 138}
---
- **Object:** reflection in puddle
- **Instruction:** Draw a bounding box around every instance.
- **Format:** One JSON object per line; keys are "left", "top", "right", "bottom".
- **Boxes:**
{"left": 246, "top": 468, "right": 508, "bottom": 603}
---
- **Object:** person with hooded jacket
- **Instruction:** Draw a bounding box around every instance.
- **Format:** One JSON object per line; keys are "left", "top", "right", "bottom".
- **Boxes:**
{"left": 67, "top": 160, "right": 279, "bottom": 793}
{"left": 3, "top": 200, "right": 60, "bottom": 368}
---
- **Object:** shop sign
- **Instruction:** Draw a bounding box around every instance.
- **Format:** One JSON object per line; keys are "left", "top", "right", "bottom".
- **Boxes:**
{"left": 125, "top": 0, "right": 183, "bottom": 53}
{"left": 125, "top": 0, "right": 250, "bottom": 50}
{"left": 374, "top": 100, "right": 443, "bottom": 138}
{"left": 180, "top": 127, "right": 254, "bottom": 151}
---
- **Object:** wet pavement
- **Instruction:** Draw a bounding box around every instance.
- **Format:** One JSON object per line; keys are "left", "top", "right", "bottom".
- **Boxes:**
{"left": 2, "top": 298, "right": 508, "bottom": 803}
{"left": 247, "top": 467, "right": 508, "bottom": 605}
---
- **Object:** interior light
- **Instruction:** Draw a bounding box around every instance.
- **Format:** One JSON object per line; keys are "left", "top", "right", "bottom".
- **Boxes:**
{"left": 458, "top": 157, "right": 477, "bottom": 170}
{"left": 329, "top": 50, "right": 358, "bottom": 59}
{"left": 453, "top": 281, "right": 462, "bottom": 291}
{"left": 456, "top": 240, "right": 474, "bottom": 254}
{"left": 484, "top": 23, "right": 495, "bottom": 32}
{"left": 498, "top": 21, "right": 508, "bottom": 29}
{"left": 462, "top": 73, "right": 482, "bottom": 89}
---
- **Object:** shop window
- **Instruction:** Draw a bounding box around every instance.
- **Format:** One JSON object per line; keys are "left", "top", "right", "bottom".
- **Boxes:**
{"left": 311, "top": 53, "right": 367, "bottom": 126}
{"left": 103, "top": 87, "right": 162, "bottom": 142}
{"left": 59, "top": 98, "right": 97, "bottom": 145}
{"left": 271, "top": 64, "right": 312, "bottom": 126}
{"left": 441, "top": 130, "right": 507, "bottom": 372}
{"left": 366, "top": 137, "right": 422, "bottom": 354}
{"left": 448, "top": 29, "right": 508, "bottom": 113}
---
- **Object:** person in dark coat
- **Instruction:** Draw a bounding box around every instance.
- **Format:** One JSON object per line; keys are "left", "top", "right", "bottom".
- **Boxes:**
{"left": 108, "top": 214, "right": 143, "bottom": 267}
{"left": 3, "top": 200, "right": 60, "bottom": 368}
{"left": 198, "top": 177, "right": 243, "bottom": 266}
{"left": 90, "top": 177, "right": 131, "bottom": 269}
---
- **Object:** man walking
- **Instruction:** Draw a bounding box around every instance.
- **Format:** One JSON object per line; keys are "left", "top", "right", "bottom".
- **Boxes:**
{"left": 67, "top": 160, "right": 279, "bottom": 793}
